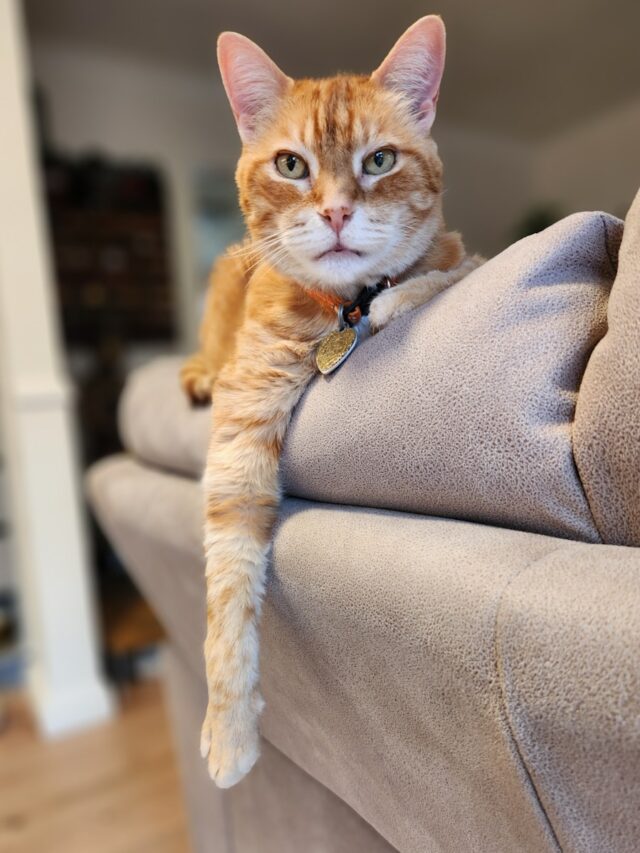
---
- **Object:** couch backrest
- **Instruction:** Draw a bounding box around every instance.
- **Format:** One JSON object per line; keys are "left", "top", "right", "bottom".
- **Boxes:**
{"left": 119, "top": 202, "right": 637, "bottom": 547}
{"left": 282, "top": 211, "right": 625, "bottom": 543}
{"left": 573, "top": 189, "right": 640, "bottom": 546}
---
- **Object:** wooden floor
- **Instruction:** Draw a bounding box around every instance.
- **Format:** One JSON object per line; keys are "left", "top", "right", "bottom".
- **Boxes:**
{"left": 0, "top": 680, "right": 190, "bottom": 853}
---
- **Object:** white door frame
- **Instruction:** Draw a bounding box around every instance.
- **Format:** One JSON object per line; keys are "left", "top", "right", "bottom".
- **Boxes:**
{"left": 0, "top": 0, "right": 112, "bottom": 736}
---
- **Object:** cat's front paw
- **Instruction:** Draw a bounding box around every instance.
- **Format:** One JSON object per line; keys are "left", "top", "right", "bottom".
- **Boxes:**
{"left": 180, "top": 353, "right": 215, "bottom": 406}
{"left": 200, "top": 692, "right": 264, "bottom": 788}
{"left": 368, "top": 289, "right": 408, "bottom": 332}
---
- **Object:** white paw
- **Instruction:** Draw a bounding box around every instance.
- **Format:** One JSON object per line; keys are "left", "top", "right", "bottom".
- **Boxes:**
{"left": 200, "top": 693, "right": 264, "bottom": 788}
{"left": 368, "top": 289, "right": 403, "bottom": 332}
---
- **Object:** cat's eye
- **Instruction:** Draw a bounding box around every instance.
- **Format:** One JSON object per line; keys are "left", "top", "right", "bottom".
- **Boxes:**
{"left": 363, "top": 148, "right": 396, "bottom": 176}
{"left": 275, "top": 152, "right": 309, "bottom": 180}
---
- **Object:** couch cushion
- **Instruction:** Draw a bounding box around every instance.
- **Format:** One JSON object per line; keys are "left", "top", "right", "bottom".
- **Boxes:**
{"left": 283, "top": 212, "right": 621, "bottom": 543}
{"left": 118, "top": 356, "right": 210, "bottom": 480}
{"left": 574, "top": 188, "right": 640, "bottom": 545}
{"left": 87, "top": 455, "right": 640, "bottom": 853}
{"left": 120, "top": 211, "right": 624, "bottom": 543}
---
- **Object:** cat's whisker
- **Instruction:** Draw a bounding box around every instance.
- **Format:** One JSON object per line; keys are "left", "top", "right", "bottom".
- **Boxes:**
{"left": 229, "top": 235, "right": 283, "bottom": 259}
{"left": 243, "top": 245, "right": 290, "bottom": 275}
{"left": 237, "top": 225, "right": 322, "bottom": 272}
{"left": 259, "top": 247, "right": 291, "bottom": 269}
{"left": 231, "top": 226, "right": 306, "bottom": 263}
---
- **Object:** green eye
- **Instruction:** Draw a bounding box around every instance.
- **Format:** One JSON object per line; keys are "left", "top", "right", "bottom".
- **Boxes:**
{"left": 275, "top": 152, "right": 309, "bottom": 180}
{"left": 363, "top": 148, "right": 396, "bottom": 176}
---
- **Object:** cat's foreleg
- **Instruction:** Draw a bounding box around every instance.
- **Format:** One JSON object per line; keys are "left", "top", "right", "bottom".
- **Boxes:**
{"left": 200, "top": 486, "right": 274, "bottom": 787}
{"left": 200, "top": 340, "right": 316, "bottom": 787}
{"left": 368, "top": 254, "right": 484, "bottom": 331}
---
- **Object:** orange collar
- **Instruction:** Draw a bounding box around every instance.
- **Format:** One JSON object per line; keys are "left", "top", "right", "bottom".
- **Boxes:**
{"left": 306, "top": 276, "right": 398, "bottom": 321}
{"left": 306, "top": 288, "right": 347, "bottom": 314}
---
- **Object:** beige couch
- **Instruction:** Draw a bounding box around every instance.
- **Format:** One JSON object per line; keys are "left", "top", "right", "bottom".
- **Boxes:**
{"left": 88, "top": 189, "right": 640, "bottom": 853}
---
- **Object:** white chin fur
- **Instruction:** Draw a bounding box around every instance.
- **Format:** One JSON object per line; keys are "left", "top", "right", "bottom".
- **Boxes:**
{"left": 305, "top": 252, "right": 375, "bottom": 287}
{"left": 273, "top": 211, "right": 439, "bottom": 294}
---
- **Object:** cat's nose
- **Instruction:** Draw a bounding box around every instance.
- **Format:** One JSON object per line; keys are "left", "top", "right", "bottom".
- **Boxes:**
{"left": 319, "top": 205, "right": 353, "bottom": 234}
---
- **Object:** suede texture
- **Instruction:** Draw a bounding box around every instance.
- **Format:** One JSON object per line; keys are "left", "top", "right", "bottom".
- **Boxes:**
{"left": 119, "top": 212, "right": 624, "bottom": 544}
{"left": 164, "top": 646, "right": 396, "bottom": 853}
{"left": 573, "top": 189, "right": 640, "bottom": 545}
{"left": 282, "top": 212, "right": 621, "bottom": 543}
{"left": 118, "top": 356, "right": 210, "bottom": 480}
{"left": 88, "top": 455, "right": 640, "bottom": 853}
{"left": 497, "top": 552, "right": 640, "bottom": 853}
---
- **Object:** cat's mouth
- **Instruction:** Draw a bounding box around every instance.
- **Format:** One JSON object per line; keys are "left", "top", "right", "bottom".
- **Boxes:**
{"left": 316, "top": 243, "right": 362, "bottom": 261}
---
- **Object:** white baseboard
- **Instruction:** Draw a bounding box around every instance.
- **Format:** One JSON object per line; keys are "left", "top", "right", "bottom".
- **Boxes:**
{"left": 29, "top": 675, "right": 115, "bottom": 738}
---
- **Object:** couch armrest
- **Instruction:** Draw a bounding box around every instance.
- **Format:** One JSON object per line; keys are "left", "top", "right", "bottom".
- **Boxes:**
{"left": 497, "top": 546, "right": 640, "bottom": 852}
{"left": 87, "top": 455, "right": 640, "bottom": 852}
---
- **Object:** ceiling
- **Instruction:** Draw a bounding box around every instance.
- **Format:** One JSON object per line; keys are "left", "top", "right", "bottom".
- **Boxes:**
{"left": 23, "top": 0, "right": 640, "bottom": 140}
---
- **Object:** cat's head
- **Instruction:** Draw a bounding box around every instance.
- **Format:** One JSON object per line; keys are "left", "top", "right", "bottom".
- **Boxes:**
{"left": 218, "top": 16, "right": 446, "bottom": 296}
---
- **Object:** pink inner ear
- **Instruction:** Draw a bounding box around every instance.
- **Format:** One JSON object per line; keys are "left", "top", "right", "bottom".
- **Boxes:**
{"left": 217, "top": 32, "right": 291, "bottom": 142}
{"left": 371, "top": 16, "right": 446, "bottom": 131}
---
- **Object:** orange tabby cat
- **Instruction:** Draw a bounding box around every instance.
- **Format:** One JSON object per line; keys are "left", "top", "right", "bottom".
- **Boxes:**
{"left": 182, "top": 15, "right": 482, "bottom": 787}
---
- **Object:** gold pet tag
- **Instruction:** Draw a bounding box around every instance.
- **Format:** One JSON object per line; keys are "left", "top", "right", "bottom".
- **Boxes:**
{"left": 316, "top": 327, "right": 358, "bottom": 375}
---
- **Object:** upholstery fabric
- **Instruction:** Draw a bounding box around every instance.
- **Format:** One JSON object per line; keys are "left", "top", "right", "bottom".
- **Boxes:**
{"left": 164, "top": 646, "right": 396, "bottom": 853}
{"left": 497, "top": 551, "right": 640, "bottom": 853}
{"left": 573, "top": 188, "right": 640, "bottom": 545}
{"left": 88, "top": 455, "right": 640, "bottom": 853}
{"left": 120, "top": 212, "right": 623, "bottom": 543}
{"left": 118, "top": 356, "right": 210, "bottom": 479}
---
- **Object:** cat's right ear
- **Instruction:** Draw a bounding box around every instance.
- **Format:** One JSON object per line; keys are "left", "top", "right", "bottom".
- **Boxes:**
{"left": 217, "top": 33, "right": 292, "bottom": 143}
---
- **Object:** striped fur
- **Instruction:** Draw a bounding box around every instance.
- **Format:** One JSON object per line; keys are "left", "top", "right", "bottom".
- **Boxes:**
{"left": 184, "top": 16, "right": 483, "bottom": 786}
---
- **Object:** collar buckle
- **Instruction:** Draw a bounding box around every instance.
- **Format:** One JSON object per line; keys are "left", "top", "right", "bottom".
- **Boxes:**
{"left": 340, "top": 276, "right": 395, "bottom": 328}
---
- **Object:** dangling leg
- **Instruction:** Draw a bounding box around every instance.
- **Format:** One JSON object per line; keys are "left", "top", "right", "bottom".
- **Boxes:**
{"left": 199, "top": 333, "right": 317, "bottom": 787}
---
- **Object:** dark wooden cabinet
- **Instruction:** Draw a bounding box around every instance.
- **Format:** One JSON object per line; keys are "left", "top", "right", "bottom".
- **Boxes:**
{"left": 44, "top": 155, "right": 175, "bottom": 344}
{"left": 41, "top": 153, "right": 175, "bottom": 680}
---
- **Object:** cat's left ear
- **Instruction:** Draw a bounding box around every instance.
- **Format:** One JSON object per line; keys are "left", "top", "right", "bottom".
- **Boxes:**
{"left": 371, "top": 15, "right": 446, "bottom": 132}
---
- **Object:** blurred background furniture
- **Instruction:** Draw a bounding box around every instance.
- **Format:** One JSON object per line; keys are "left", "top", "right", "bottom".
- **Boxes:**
{"left": 41, "top": 149, "right": 173, "bottom": 681}
{"left": 87, "top": 189, "right": 640, "bottom": 852}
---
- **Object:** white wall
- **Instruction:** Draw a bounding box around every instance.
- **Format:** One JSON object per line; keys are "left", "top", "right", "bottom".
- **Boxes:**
{"left": 0, "top": 0, "right": 112, "bottom": 734}
{"left": 0, "top": 411, "right": 11, "bottom": 593}
{"left": 0, "top": 468, "right": 12, "bottom": 594}
{"left": 436, "top": 125, "right": 533, "bottom": 257}
{"left": 29, "top": 39, "right": 241, "bottom": 348}
{"left": 532, "top": 96, "right": 640, "bottom": 221}
{"left": 439, "top": 96, "right": 640, "bottom": 254}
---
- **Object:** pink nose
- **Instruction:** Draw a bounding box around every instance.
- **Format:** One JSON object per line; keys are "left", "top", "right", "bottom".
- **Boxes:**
{"left": 320, "top": 205, "right": 352, "bottom": 234}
